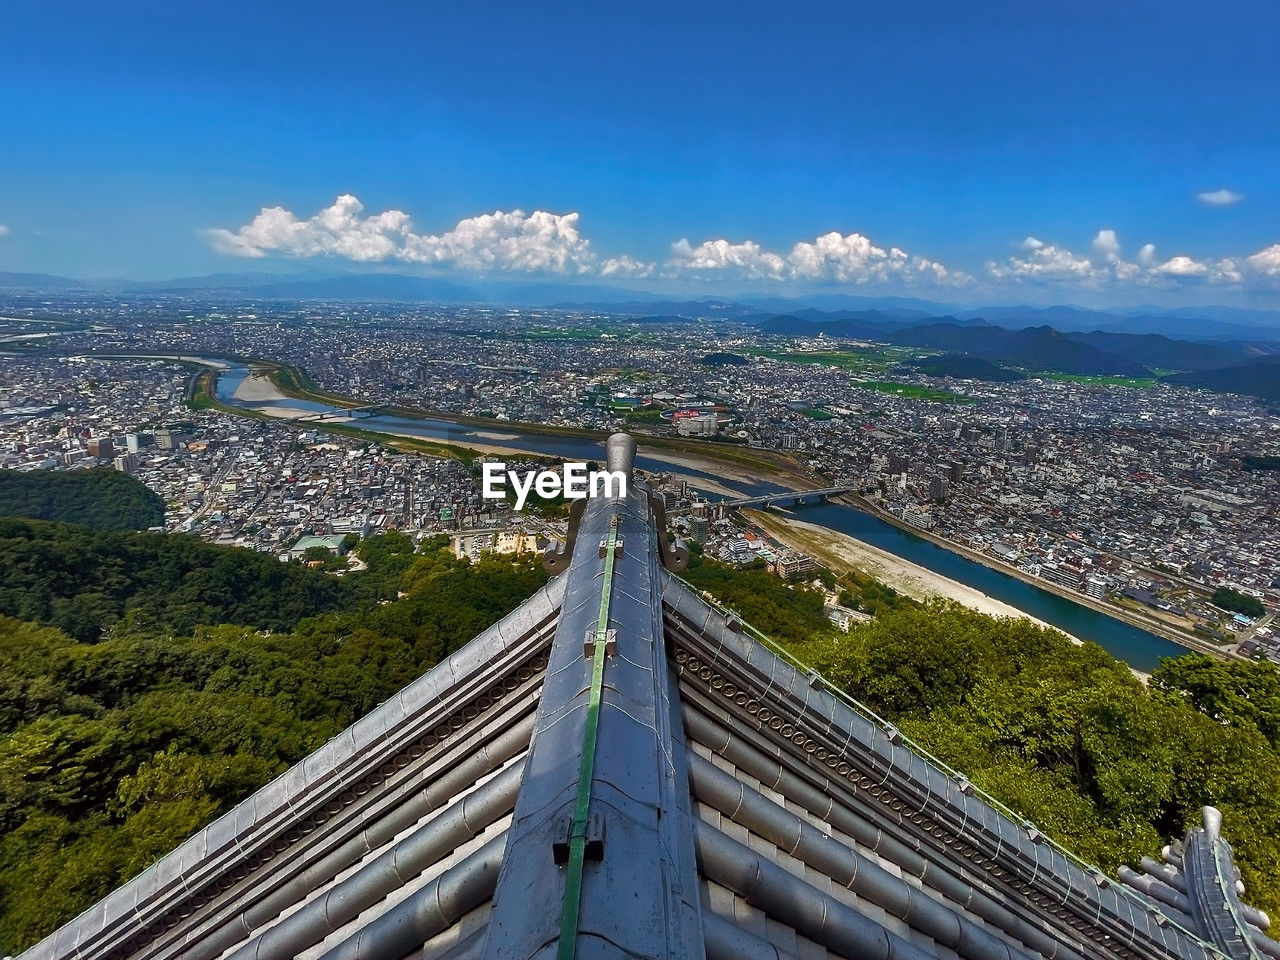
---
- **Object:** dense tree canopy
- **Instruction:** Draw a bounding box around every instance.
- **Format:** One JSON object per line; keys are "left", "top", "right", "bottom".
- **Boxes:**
{"left": 683, "top": 554, "right": 831, "bottom": 647}
{"left": 0, "top": 518, "right": 362, "bottom": 641}
{"left": 0, "top": 531, "right": 546, "bottom": 953}
{"left": 0, "top": 468, "right": 165, "bottom": 531}
{"left": 792, "top": 603, "right": 1280, "bottom": 916}
{"left": 1212, "top": 587, "right": 1266, "bottom": 619}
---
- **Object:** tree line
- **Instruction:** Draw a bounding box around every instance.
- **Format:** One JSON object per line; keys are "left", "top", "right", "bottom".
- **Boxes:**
{"left": 0, "top": 468, "right": 165, "bottom": 531}
{"left": 0, "top": 524, "right": 545, "bottom": 952}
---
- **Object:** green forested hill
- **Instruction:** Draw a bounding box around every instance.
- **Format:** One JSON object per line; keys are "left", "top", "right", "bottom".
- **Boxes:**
{"left": 681, "top": 554, "right": 1280, "bottom": 914}
{"left": 0, "top": 468, "right": 165, "bottom": 531}
{"left": 793, "top": 603, "right": 1280, "bottom": 917}
{"left": 0, "top": 529, "right": 547, "bottom": 953}
{"left": 0, "top": 517, "right": 362, "bottom": 641}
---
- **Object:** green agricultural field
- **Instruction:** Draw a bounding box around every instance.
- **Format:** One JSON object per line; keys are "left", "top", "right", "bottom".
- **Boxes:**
{"left": 855, "top": 380, "right": 976, "bottom": 403}
{"left": 1033, "top": 372, "right": 1158, "bottom": 388}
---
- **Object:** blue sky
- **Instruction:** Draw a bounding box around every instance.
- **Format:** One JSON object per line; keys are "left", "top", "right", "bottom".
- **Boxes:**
{"left": 1, "top": 0, "right": 1278, "bottom": 305}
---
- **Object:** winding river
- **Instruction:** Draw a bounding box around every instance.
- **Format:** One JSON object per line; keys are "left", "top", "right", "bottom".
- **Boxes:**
{"left": 213, "top": 364, "right": 1188, "bottom": 671}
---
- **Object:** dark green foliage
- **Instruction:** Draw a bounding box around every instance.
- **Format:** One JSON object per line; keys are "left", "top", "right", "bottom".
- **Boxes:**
{"left": 836, "top": 567, "right": 915, "bottom": 616}
{"left": 0, "top": 468, "right": 164, "bottom": 531}
{"left": 791, "top": 603, "right": 1280, "bottom": 916}
{"left": 682, "top": 554, "right": 832, "bottom": 647}
{"left": 1152, "top": 655, "right": 1280, "bottom": 751}
{"left": 1165, "top": 355, "right": 1280, "bottom": 402}
{"left": 1211, "top": 587, "right": 1266, "bottom": 618}
{"left": 0, "top": 518, "right": 359, "bottom": 642}
{"left": 1241, "top": 455, "right": 1280, "bottom": 471}
{"left": 0, "top": 536, "right": 546, "bottom": 952}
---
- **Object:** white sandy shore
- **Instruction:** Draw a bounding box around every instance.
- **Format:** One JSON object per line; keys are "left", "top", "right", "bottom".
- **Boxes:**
{"left": 468, "top": 430, "right": 520, "bottom": 441}
{"left": 749, "top": 510, "right": 1086, "bottom": 645}
{"left": 231, "top": 372, "right": 291, "bottom": 403}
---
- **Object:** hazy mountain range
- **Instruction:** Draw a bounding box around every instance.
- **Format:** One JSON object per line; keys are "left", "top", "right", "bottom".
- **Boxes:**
{"left": 4, "top": 268, "right": 1280, "bottom": 400}
{"left": 3, "top": 269, "right": 1279, "bottom": 339}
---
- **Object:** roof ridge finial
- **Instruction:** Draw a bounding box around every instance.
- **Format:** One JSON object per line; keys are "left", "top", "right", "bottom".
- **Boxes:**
{"left": 606, "top": 432, "right": 636, "bottom": 481}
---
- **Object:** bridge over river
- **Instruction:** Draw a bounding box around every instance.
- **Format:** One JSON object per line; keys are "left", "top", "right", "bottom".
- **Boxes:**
{"left": 293, "top": 403, "right": 388, "bottom": 423}
{"left": 717, "top": 485, "right": 858, "bottom": 509}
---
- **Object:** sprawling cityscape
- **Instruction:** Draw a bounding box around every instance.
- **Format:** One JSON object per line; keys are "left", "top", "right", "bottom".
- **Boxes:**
{"left": 2, "top": 293, "right": 1276, "bottom": 665}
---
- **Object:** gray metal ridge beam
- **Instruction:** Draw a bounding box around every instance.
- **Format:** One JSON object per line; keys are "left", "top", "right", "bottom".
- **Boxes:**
{"left": 20, "top": 573, "right": 566, "bottom": 960}
{"left": 1181, "top": 809, "right": 1278, "bottom": 960}
{"left": 662, "top": 571, "right": 1223, "bottom": 960}
{"left": 482, "top": 434, "right": 705, "bottom": 960}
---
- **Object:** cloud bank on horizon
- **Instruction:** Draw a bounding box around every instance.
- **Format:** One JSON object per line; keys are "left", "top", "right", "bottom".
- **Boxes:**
{"left": 207, "top": 195, "right": 1280, "bottom": 291}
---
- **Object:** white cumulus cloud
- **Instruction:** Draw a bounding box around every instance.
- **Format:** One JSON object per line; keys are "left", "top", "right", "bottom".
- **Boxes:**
{"left": 1245, "top": 244, "right": 1280, "bottom": 277}
{"left": 207, "top": 195, "right": 600, "bottom": 274}
{"left": 1152, "top": 255, "right": 1209, "bottom": 278}
{"left": 599, "top": 254, "right": 656, "bottom": 278}
{"left": 401, "top": 209, "right": 593, "bottom": 273}
{"left": 987, "top": 240, "right": 1097, "bottom": 282}
{"left": 668, "top": 237, "right": 788, "bottom": 278}
{"left": 988, "top": 230, "right": 1219, "bottom": 286}
{"left": 206, "top": 196, "right": 1280, "bottom": 291}
{"left": 0, "top": 224, "right": 9, "bottom": 237}
{"left": 1197, "top": 189, "right": 1244, "bottom": 207}
{"left": 667, "top": 230, "right": 966, "bottom": 285}
{"left": 1092, "top": 229, "right": 1122, "bottom": 261}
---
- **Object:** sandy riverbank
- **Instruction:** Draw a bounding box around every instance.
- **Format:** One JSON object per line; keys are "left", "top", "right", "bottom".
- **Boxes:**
{"left": 848, "top": 497, "right": 1230, "bottom": 662}
{"left": 232, "top": 372, "right": 292, "bottom": 403}
{"left": 746, "top": 509, "right": 1087, "bottom": 644}
{"left": 635, "top": 445, "right": 800, "bottom": 490}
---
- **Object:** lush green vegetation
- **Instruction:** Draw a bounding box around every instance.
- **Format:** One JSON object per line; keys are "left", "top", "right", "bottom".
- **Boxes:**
{"left": 2, "top": 514, "right": 1278, "bottom": 949}
{"left": 0, "top": 527, "right": 545, "bottom": 952}
{"left": 0, "top": 468, "right": 164, "bottom": 531}
{"left": 1032, "top": 371, "right": 1158, "bottom": 388}
{"left": 0, "top": 518, "right": 361, "bottom": 643}
{"left": 683, "top": 554, "right": 832, "bottom": 647}
{"left": 687, "top": 559, "right": 1279, "bottom": 914}
{"left": 1212, "top": 587, "right": 1266, "bottom": 619}
{"left": 856, "top": 380, "right": 976, "bottom": 403}
{"left": 791, "top": 606, "right": 1280, "bottom": 914}
{"left": 836, "top": 566, "right": 915, "bottom": 616}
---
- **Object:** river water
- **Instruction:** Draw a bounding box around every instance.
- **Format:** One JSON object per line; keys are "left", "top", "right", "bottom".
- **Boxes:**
{"left": 214, "top": 364, "right": 1187, "bottom": 671}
